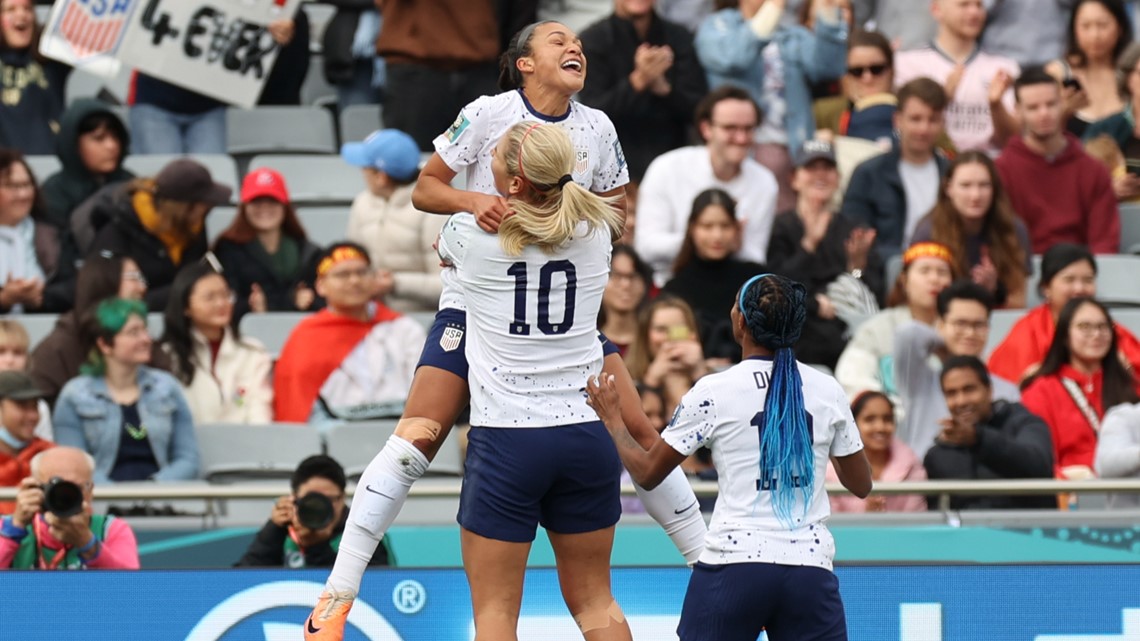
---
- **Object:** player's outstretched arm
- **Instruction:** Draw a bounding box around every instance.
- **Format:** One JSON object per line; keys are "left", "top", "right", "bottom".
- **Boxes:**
{"left": 587, "top": 374, "right": 686, "bottom": 490}
{"left": 601, "top": 353, "right": 658, "bottom": 450}
{"left": 412, "top": 154, "right": 509, "bottom": 231}
{"left": 831, "top": 451, "right": 873, "bottom": 499}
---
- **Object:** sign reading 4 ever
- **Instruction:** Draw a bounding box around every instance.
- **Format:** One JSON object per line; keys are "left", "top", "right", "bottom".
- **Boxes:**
{"left": 40, "top": 0, "right": 301, "bottom": 108}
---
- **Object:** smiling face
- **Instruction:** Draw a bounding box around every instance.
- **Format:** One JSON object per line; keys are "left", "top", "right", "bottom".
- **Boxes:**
{"left": 244, "top": 197, "right": 286, "bottom": 233}
{"left": 792, "top": 158, "right": 840, "bottom": 204}
{"left": 1043, "top": 260, "right": 1097, "bottom": 317}
{"left": 0, "top": 160, "right": 34, "bottom": 226}
{"left": 942, "top": 366, "right": 992, "bottom": 426}
{"left": 604, "top": 253, "right": 647, "bottom": 314}
{"left": 689, "top": 204, "right": 737, "bottom": 262}
{"left": 1067, "top": 301, "right": 1113, "bottom": 366}
{"left": 944, "top": 161, "right": 993, "bottom": 223}
{"left": 854, "top": 395, "right": 895, "bottom": 455}
{"left": 933, "top": 0, "right": 986, "bottom": 41}
{"left": 844, "top": 45, "right": 893, "bottom": 101}
{"left": 0, "top": 398, "right": 38, "bottom": 442}
{"left": 1074, "top": 1, "right": 1122, "bottom": 62}
{"left": 316, "top": 257, "right": 374, "bottom": 311}
{"left": 186, "top": 273, "right": 234, "bottom": 335}
{"left": 0, "top": 0, "right": 34, "bottom": 50}
{"left": 520, "top": 22, "right": 586, "bottom": 95}
{"left": 99, "top": 314, "right": 152, "bottom": 367}
{"left": 937, "top": 298, "right": 990, "bottom": 357}
{"left": 700, "top": 98, "right": 759, "bottom": 169}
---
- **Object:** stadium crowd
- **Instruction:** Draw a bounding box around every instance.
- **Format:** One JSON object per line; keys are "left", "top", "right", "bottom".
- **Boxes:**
{"left": 5, "top": 0, "right": 1140, "bottom": 569}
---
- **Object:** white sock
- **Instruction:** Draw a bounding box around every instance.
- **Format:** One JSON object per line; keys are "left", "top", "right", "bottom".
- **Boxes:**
{"left": 634, "top": 467, "right": 707, "bottom": 564}
{"left": 325, "top": 435, "right": 429, "bottom": 595}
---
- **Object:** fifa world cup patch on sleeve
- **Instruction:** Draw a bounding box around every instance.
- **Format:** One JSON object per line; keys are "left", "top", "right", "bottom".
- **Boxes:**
{"left": 444, "top": 114, "right": 470, "bottom": 143}
{"left": 440, "top": 326, "right": 464, "bottom": 352}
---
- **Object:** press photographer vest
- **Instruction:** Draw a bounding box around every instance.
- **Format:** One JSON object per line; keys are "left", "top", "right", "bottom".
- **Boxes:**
{"left": 11, "top": 515, "right": 112, "bottom": 570}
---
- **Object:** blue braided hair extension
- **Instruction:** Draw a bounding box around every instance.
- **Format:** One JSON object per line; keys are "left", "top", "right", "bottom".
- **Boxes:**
{"left": 739, "top": 274, "right": 812, "bottom": 528}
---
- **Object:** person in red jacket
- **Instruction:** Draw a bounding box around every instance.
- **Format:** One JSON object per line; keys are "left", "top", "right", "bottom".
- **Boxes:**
{"left": 0, "top": 371, "right": 53, "bottom": 514}
{"left": 988, "top": 244, "right": 1140, "bottom": 384}
{"left": 995, "top": 67, "right": 1120, "bottom": 255}
{"left": 1021, "top": 298, "right": 1140, "bottom": 478}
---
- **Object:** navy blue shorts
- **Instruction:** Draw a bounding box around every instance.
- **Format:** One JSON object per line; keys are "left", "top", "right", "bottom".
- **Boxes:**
{"left": 416, "top": 309, "right": 620, "bottom": 380}
{"left": 457, "top": 421, "right": 622, "bottom": 542}
{"left": 677, "top": 562, "right": 848, "bottom": 641}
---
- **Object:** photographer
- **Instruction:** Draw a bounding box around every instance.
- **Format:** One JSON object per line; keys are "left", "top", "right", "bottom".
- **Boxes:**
{"left": 236, "top": 455, "right": 392, "bottom": 568}
{"left": 0, "top": 447, "right": 140, "bottom": 569}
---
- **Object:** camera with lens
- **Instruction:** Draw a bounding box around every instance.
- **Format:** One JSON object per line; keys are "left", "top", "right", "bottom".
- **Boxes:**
{"left": 293, "top": 492, "right": 335, "bottom": 530}
{"left": 41, "top": 477, "right": 84, "bottom": 518}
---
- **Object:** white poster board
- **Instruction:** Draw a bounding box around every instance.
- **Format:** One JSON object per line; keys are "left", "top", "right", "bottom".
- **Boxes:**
{"left": 40, "top": 0, "right": 302, "bottom": 108}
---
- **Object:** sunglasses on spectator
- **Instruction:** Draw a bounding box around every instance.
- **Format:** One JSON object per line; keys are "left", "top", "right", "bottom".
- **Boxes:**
{"left": 847, "top": 64, "right": 888, "bottom": 78}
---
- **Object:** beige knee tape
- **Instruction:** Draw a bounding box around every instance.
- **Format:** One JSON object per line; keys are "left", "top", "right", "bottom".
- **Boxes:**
{"left": 574, "top": 600, "right": 625, "bottom": 633}
{"left": 395, "top": 417, "right": 443, "bottom": 443}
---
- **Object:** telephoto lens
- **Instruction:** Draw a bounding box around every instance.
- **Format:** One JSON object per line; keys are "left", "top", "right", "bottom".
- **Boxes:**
{"left": 42, "top": 477, "right": 85, "bottom": 518}
{"left": 293, "top": 492, "right": 335, "bottom": 530}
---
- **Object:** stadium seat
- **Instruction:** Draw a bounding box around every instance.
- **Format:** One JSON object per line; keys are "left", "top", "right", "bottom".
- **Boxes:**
{"left": 123, "top": 154, "right": 240, "bottom": 201}
{"left": 1121, "top": 203, "right": 1140, "bottom": 254}
{"left": 227, "top": 106, "right": 338, "bottom": 156}
{"left": 299, "top": 54, "right": 337, "bottom": 107}
{"left": 884, "top": 254, "right": 903, "bottom": 290}
{"left": 325, "top": 420, "right": 463, "bottom": 478}
{"left": 1093, "top": 254, "right": 1140, "bottom": 307}
{"left": 1114, "top": 308, "right": 1140, "bottom": 336}
{"left": 296, "top": 206, "right": 351, "bottom": 248}
{"left": 205, "top": 206, "right": 237, "bottom": 244}
{"left": 238, "top": 311, "right": 311, "bottom": 357}
{"left": 339, "top": 104, "right": 383, "bottom": 145}
{"left": 249, "top": 155, "right": 360, "bottom": 206}
{"left": 983, "top": 308, "right": 1026, "bottom": 359}
{"left": 16, "top": 314, "right": 59, "bottom": 350}
{"left": 1024, "top": 255, "right": 1044, "bottom": 308}
{"left": 24, "top": 155, "right": 61, "bottom": 181}
{"left": 145, "top": 312, "right": 165, "bottom": 338}
{"left": 196, "top": 423, "right": 324, "bottom": 483}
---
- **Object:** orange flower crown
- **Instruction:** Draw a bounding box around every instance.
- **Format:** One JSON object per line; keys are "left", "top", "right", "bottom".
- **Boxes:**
{"left": 902, "top": 241, "right": 954, "bottom": 267}
{"left": 317, "top": 246, "right": 368, "bottom": 276}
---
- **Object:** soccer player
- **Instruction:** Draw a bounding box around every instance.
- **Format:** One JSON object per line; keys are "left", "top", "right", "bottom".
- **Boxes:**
{"left": 587, "top": 274, "right": 874, "bottom": 641}
{"left": 305, "top": 21, "right": 707, "bottom": 640}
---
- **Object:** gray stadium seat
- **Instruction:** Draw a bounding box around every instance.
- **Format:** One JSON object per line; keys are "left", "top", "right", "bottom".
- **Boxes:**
{"left": 24, "top": 155, "right": 61, "bottom": 181}
{"left": 884, "top": 254, "right": 903, "bottom": 290}
{"left": 1024, "top": 255, "right": 1044, "bottom": 308}
{"left": 238, "top": 311, "right": 311, "bottom": 357}
{"left": 300, "top": 54, "right": 337, "bottom": 107}
{"left": 983, "top": 309, "right": 1026, "bottom": 359}
{"left": 123, "top": 154, "right": 240, "bottom": 201}
{"left": 1093, "top": 254, "right": 1140, "bottom": 307}
{"left": 339, "top": 104, "right": 383, "bottom": 145}
{"left": 11, "top": 314, "right": 59, "bottom": 350}
{"left": 1121, "top": 203, "right": 1140, "bottom": 254}
{"left": 325, "top": 420, "right": 463, "bottom": 478}
{"left": 197, "top": 423, "right": 324, "bottom": 483}
{"left": 227, "top": 106, "right": 337, "bottom": 156}
{"left": 206, "top": 206, "right": 237, "bottom": 244}
{"left": 296, "top": 206, "right": 351, "bottom": 248}
{"left": 1114, "top": 309, "right": 1140, "bottom": 336}
{"left": 249, "top": 155, "right": 361, "bottom": 206}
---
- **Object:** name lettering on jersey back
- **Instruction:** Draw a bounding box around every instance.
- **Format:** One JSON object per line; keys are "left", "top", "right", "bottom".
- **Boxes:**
{"left": 753, "top": 371, "right": 771, "bottom": 390}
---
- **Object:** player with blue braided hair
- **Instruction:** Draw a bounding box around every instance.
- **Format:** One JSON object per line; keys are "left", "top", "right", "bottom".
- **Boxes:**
{"left": 588, "top": 273, "right": 872, "bottom": 641}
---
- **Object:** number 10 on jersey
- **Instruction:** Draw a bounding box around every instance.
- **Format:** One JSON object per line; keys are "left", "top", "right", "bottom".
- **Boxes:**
{"left": 508, "top": 260, "right": 578, "bottom": 336}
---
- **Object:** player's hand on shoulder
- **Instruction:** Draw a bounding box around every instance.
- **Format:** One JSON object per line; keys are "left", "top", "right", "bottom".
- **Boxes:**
{"left": 468, "top": 193, "right": 511, "bottom": 233}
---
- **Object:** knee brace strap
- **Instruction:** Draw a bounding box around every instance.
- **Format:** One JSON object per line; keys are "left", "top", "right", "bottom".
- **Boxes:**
{"left": 574, "top": 600, "right": 625, "bottom": 633}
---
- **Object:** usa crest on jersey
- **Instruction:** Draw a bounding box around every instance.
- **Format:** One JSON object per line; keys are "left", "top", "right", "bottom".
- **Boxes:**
{"left": 439, "top": 326, "right": 464, "bottom": 352}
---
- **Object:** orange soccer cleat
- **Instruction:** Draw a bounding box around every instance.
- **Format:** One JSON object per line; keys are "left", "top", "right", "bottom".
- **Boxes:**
{"left": 304, "top": 590, "right": 356, "bottom": 641}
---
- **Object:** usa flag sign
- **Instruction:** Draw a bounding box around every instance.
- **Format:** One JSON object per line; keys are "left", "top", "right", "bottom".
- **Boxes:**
{"left": 41, "top": 0, "right": 138, "bottom": 63}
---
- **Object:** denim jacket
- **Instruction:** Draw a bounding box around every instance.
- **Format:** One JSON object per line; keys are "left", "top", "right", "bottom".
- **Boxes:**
{"left": 53, "top": 367, "right": 200, "bottom": 483}
{"left": 695, "top": 8, "right": 847, "bottom": 153}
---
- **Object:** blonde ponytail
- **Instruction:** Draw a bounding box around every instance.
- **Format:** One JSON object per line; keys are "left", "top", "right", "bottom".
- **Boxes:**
{"left": 496, "top": 122, "right": 624, "bottom": 255}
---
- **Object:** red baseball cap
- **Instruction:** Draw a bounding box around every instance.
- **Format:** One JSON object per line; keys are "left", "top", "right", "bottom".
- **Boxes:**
{"left": 240, "top": 168, "right": 290, "bottom": 204}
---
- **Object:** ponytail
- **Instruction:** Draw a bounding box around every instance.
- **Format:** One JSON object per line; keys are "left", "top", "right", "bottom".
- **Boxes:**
{"left": 739, "top": 274, "right": 813, "bottom": 528}
{"left": 497, "top": 122, "right": 624, "bottom": 255}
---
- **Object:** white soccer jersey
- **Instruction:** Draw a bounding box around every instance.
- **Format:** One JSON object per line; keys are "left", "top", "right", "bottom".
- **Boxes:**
{"left": 432, "top": 89, "right": 629, "bottom": 312}
{"left": 662, "top": 358, "right": 864, "bottom": 570}
{"left": 437, "top": 213, "right": 612, "bottom": 428}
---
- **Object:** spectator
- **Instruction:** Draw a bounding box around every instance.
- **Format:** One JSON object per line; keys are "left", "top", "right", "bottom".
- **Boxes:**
{"left": 160, "top": 264, "right": 273, "bottom": 426}
{"left": 0, "top": 320, "right": 49, "bottom": 439}
{"left": 236, "top": 455, "right": 392, "bottom": 568}
{"left": 374, "top": 0, "right": 500, "bottom": 150}
{"left": 850, "top": 0, "right": 937, "bottom": 51}
{"left": 87, "top": 159, "right": 232, "bottom": 311}
{"left": 212, "top": 168, "right": 320, "bottom": 320}
{"left": 599, "top": 244, "right": 653, "bottom": 356}
{"left": 835, "top": 241, "right": 955, "bottom": 409}
{"left": 1083, "top": 133, "right": 1136, "bottom": 203}
{"left": 813, "top": 29, "right": 897, "bottom": 147}
{"left": 894, "top": 0, "right": 1019, "bottom": 154}
{"left": 1084, "top": 42, "right": 1140, "bottom": 200}
{"left": 923, "top": 355, "right": 1055, "bottom": 510}
{"left": 989, "top": 245, "right": 1140, "bottom": 384}
{"left": 911, "top": 151, "right": 1032, "bottom": 308}
{"left": 841, "top": 78, "right": 950, "bottom": 261}
{"left": 997, "top": 67, "right": 1120, "bottom": 254}
{"left": 0, "top": 446, "right": 140, "bottom": 569}
{"left": 0, "top": 0, "right": 68, "bottom": 155}
{"left": 129, "top": 75, "right": 225, "bottom": 154}
{"left": 663, "top": 188, "right": 767, "bottom": 363}
{"left": 0, "top": 371, "right": 53, "bottom": 513}
{"left": 635, "top": 86, "right": 778, "bottom": 284}
{"left": 40, "top": 100, "right": 132, "bottom": 242}
{"left": 578, "top": 0, "right": 708, "bottom": 182}
{"left": 0, "top": 149, "right": 69, "bottom": 312}
{"left": 1095, "top": 402, "right": 1140, "bottom": 508}
{"left": 1020, "top": 297, "right": 1140, "bottom": 478}
{"left": 894, "top": 281, "right": 1021, "bottom": 459}
{"left": 322, "top": 1, "right": 384, "bottom": 109}
{"left": 624, "top": 296, "right": 707, "bottom": 414}
{"left": 342, "top": 129, "right": 444, "bottom": 313}
{"left": 981, "top": 0, "right": 1078, "bottom": 67}
{"left": 768, "top": 140, "right": 883, "bottom": 370}
{"left": 695, "top": 0, "right": 848, "bottom": 209}
{"left": 273, "top": 243, "right": 425, "bottom": 423}
{"left": 27, "top": 252, "right": 160, "bottom": 408}
{"left": 53, "top": 298, "right": 199, "bottom": 483}
{"left": 259, "top": 11, "right": 311, "bottom": 106}
{"left": 1046, "top": 0, "right": 1132, "bottom": 137}
{"left": 826, "top": 391, "right": 926, "bottom": 513}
